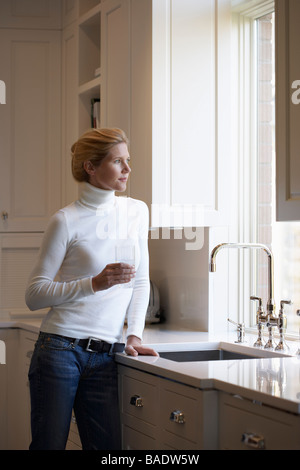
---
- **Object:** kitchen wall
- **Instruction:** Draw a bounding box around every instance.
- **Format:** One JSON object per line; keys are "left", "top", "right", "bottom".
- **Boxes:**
{"left": 149, "top": 228, "right": 209, "bottom": 331}
{"left": 148, "top": 222, "right": 234, "bottom": 334}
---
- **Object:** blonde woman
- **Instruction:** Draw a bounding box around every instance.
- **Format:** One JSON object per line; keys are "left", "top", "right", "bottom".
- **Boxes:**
{"left": 26, "top": 128, "right": 157, "bottom": 450}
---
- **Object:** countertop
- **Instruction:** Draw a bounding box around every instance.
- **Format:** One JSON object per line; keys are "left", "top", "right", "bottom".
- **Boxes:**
{"left": 3, "top": 319, "right": 300, "bottom": 415}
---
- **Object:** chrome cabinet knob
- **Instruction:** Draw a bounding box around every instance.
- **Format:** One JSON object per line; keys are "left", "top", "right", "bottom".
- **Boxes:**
{"left": 130, "top": 395, "right": 144, "bottom": 407}
{"left": 1, "top": 211, "right": 8, "bottom": 220}
{"left": 169, "top": 410, "right": 185, "bottom": 424}
{"left": 242, "top": 432, "right": 265, "bottom": 449}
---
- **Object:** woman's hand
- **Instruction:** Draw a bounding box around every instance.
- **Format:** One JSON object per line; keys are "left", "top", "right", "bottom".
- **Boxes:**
{"left": 92, "top": 263, "right": 135, "bottom": 292}
{"left": 125, "top": 335, "right": 159, "bottom": 357}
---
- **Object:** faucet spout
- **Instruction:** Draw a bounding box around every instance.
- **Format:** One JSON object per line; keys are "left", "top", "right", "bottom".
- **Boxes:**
{"left": 209, "top": 242, "right": 275, "bottom": 315}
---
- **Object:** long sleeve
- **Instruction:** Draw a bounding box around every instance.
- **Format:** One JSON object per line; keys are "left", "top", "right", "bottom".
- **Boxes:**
{"left": 24, "top": 183, "right": 150, "bottom": 343}
{"left": 25, "top": 210, "right": 94, "bottom": 311}
{"left": 125, "top": 201, "right": 150, "bottom": 340}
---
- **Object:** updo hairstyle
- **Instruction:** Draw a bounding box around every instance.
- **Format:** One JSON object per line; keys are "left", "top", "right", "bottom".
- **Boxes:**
{"left": 71, "top": 128, "right": 129, "bottom": 182}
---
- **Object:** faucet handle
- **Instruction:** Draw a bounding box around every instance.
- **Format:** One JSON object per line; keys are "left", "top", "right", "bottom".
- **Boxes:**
{"left": 227, "top": 318, "right": 245, "bottom": 343}
{"left": 279, "top": 300, "right": 292, "bottom": 312}
{"left": 250, "top": 296, "right": 264, "bottom": 311}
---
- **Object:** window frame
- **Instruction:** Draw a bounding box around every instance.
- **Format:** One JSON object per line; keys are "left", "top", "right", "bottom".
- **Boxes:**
{"left": 230, "top": 0, "right": 275, "bottom": 329}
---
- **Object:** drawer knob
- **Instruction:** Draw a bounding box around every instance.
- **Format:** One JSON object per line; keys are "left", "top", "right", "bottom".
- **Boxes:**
{"left": 242, "top": 432, "right": 265, "bottom": 449}
{"left": 130, "top": 395, "right": 144, "bottom": 407}
{"left": 169, "top": 410, "right": 185, "bottom": 424}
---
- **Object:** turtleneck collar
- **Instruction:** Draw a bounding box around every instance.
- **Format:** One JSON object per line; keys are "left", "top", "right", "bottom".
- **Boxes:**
{"left": 78, "top": 182, "right": 115, "bottom": 211}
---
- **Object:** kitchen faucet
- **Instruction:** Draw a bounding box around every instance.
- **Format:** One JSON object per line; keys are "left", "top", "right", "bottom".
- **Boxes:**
{"left": 209, "top": 242, "right": 291, "bottom": 350}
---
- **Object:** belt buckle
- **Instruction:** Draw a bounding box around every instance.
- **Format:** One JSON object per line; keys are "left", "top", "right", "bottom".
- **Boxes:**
{"left": 86, "top": 337, "right": 101, "bottom": 352}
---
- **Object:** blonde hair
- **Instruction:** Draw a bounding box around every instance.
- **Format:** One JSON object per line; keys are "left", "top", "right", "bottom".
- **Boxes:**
{"left": 71, "top": 128, "right": 129, "bottom": 182}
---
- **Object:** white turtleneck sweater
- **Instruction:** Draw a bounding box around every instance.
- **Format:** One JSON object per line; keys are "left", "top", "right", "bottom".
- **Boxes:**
{"left": 25, "top": 182, "right": 150, "bottom": 343}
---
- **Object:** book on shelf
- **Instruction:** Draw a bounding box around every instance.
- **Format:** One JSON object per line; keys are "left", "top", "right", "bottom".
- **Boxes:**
{"left": 91, "top": 98, "right": 100, "bottom": 128}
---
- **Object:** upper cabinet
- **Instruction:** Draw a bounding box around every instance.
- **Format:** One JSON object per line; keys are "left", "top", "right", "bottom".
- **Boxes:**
{"left": 0, "top": 0, "right": 232, "bottom": 229}
{"left": 276, "top": 0, "right": 300, "bottom": 221}
{"left": 62, "top": 0, "right": 232, "bottom": 227}
{"left": 0, "top": 0, "right": 62, "bottom": 29}
{"left": 62, "top": 0, "right": 152, "bottom": 205}
{"left": 0, "top": 26, "right": 62, "bottom": 232}
{"left": 152, "top": 0, "right": 231, "bottom": 227}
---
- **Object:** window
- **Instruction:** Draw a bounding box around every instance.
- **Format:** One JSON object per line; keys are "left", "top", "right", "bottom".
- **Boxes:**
{"left": 256, "top": 10, "right": 300, "bottom": 335}
{"left": 233, "top": 0, "right": 300, "bottom": 336}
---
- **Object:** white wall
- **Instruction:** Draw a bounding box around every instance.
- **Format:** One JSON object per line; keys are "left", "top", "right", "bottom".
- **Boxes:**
{"left": 149, "top": 228, "right": 209, "bottom": 330}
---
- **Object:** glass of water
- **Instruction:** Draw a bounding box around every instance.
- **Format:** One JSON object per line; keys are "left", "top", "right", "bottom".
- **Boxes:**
{"left": 115, "top": 245, "right": 135, "bottom": 288}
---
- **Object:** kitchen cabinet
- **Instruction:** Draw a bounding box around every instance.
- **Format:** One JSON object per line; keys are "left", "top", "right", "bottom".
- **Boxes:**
{"left": 0, "top": 26, "right": 62, "bottom": 232}
{"left": 18, "top": 330, "right": 82, "bottom": 450}
{"left": 276, "top": 0, "right": 300, "bottom": 221}
{"left": 119, "top": 365, "right": 218, "bottom": 450}
{"left": 0, "top": 328, "right": 25, "bottom": 450}
{"left": 151, "top": 0, "right": 231, "bottom": 227}
{"left": 61, "top": 0, "right": 150, "bottom": 204}
{"left": 0, "top": 233, "right": 44, "bottom": 319}
{"left": 219, "top": 392, "right": 300, "bottom": 450}
{"left": 0, "top": 328, "right": 81, "bottom": 450}
{"left": 61, "top": 0, "right": 232, "bottom": 226}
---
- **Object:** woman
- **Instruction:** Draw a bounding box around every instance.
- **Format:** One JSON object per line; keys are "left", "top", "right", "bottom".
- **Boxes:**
{"left": 25, "top": 128, "right": 157, "bottom": 450}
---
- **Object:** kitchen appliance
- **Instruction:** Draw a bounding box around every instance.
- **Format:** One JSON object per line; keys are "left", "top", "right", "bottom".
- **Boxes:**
{"left": 145, "top": 281, "right": 161, "bottom": 324}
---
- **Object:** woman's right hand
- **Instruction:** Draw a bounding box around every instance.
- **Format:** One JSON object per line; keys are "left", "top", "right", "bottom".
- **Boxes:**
{"left": 92, "top": 263, "right": 136, "bottom": 292}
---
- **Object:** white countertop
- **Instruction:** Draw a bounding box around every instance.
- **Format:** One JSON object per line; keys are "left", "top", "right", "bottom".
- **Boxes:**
{"left": 3, "top": 319, "right": 300, "bottom": 415}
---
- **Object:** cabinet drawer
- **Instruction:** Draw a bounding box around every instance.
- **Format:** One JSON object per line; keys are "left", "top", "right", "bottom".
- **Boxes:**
{"left": 122, "top": 425, "right": 157, "bottom": 450}
{"left": 122, "top": 374, "right": 158, "bottom": 426}
{"left": 219, "top": 393, "right": 300, "bottom": 450}
{"left": 160, "top": 382, "right": 202, "bottom": 445}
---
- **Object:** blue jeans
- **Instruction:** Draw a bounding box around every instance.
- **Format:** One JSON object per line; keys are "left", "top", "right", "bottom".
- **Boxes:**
{"left": 28, "top": 332, "right": 121, "bottom": 450}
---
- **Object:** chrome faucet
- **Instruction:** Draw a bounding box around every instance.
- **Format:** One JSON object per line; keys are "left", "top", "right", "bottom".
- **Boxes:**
{"left": 209, "top": 242, "right": 280, "bottom": 348}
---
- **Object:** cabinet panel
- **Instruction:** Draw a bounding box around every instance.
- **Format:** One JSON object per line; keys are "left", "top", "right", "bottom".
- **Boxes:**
{"left": 219, "top": 392, "right": 300, "bottom": 450}
{"left": 152, "top": 0, "right": 231, "bottom": 227}
{"left": 0, "top": 233, "right": 44, "bottom": 319}
{"left": 160, "top": 382, "right": 202, "bottom": 446}
{"left": 0, "top": 29, "right": 62, "bottom": 232}
{"left": 122, "top": 374, "right": 158, "bottom": 426}
{"left": 276, "top": 0, "right": 300, "bottom": 221}
{"left": 122, "top": 424, "right": 157, "bottom": 450}
{"left": 101, "top": 0, "right": 130, "bottom": 136}
{"left": 62, "top": 22, "right": 79, "bottom": 206}
{"left": 118, "top": 365, "right": 218, "bottom": 450}
{"left": 0, "top": 0, "right": 61, "bottom": 29}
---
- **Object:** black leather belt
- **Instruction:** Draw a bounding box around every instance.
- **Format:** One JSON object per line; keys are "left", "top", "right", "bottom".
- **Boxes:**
{"left": 78, "top": 337, "right": 125, "bottom": 354}
{"left": 41, "top": 333, "right": 124, "bottom": 354}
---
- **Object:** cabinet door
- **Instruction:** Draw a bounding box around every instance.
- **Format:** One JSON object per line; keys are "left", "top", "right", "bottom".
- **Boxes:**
{"left": 219, "top": 392, "right": 300, "bottom": 450}
{"left": 0, "top": 233, "right": 44, "bottom": 319}
{"left": 101, "top": 0, "right": 130, "bottom": 137}
{"left": 0, "top": 0, "right": 61, "bottom": 29}
{"left": 276, "top": 0, "right": 300, "bottom": 221}
{"left": 62, "top": 22, "right": 80, "bottom": 206}
{"left": 0, "top": 28, "right": 62, "bottom": 232}
{"left": 152, "top": 0, "right": 231, "bottom": 227}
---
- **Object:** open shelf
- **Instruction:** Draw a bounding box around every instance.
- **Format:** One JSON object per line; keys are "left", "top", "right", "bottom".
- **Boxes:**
{"left": 78, "top": 6, "right": 101, "bottom": 86}
{"left": 79, "top": 0, "right": 101, "bottom": 18}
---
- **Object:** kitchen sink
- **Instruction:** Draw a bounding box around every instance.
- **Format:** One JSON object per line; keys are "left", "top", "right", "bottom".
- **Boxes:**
{"left": 159, "top": 349, "right": 261, "bottom": 362}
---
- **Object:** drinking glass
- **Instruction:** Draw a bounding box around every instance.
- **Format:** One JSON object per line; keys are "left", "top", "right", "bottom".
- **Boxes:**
{"left": 115, "top": 245, "right": 135, "bottom": 288}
